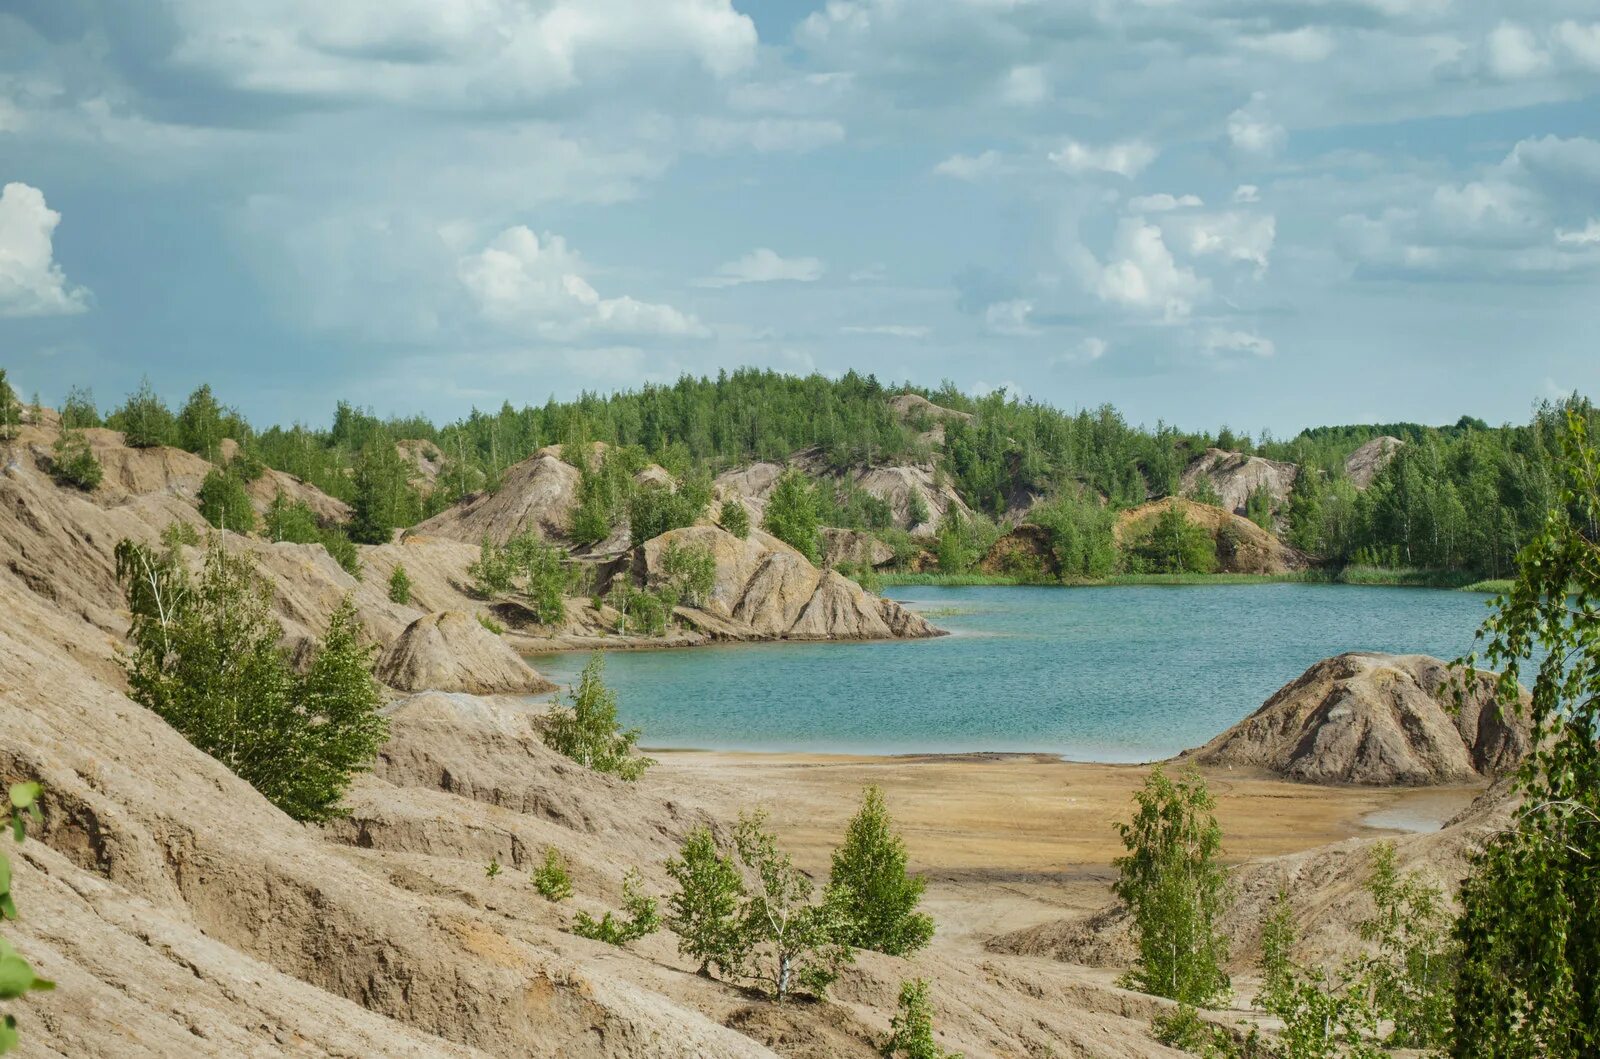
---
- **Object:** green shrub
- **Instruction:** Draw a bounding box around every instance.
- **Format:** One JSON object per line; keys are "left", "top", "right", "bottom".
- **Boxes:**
{"left": 883, "top": 979, "right": 962, "bottom": 1059}
{"left": 59, "top": 385, "right": 100, "bottom": 429}
{"left": 0, "top": 781, "right": 56, "bottom": 1054}
{"left": 0, "top": 369, "right": 20, "bottom": 441}
{"left": 176, "top": 383, "right": 227, "bottom": 460}
{"left": 826, "top": 786, "right": 933, "bottom": 956}
{"left": 665, "top": 827, "right": 747, "bottom": 977}
{"left": 318, "top": 527, "right": 361, "bottom": 579}
{"left": 470, "top": 533, "right": 569, "bottom": 625}
{"left": 1125, "top": 505, "right": 1217, "bottom": 575}
{"left": 1114, "top": 765, "right": 1231, "bottom": 1006}
{"left": 543, "top": 653, "right": 652, "bottom": 780}
{"left": 572, "top": 870, "right": 660, "bottom": 945}
{"left": 115, "top": 538, "right": 386, "bottom": 821}
{"left": 387, "top": 564, "right": 413, "bottom": 604}
{"left": 659, "top": 537, "right": 716, "bottom": 608}
{"left": 109, "top": 378, "right": 176, "bottom": 448}
{"left": 49, "top": 429, "right": 103, "bottom": 490}
{"left": 198, "top": 468, "right": 256, "bottom": 533}
{"left": 762, "top": 470, "right": 820, "bottom": 562}
{"left": 476, "top": 613, "right": 504, "bottom": 635}
{"left": 484, "top": 858, "right": 502, "bottom": 880}
{"left": 533, "top": 847, "right": 573, "bottom": 902}
{"left": 719, "top": 498, "right": 750, "bottom": 538}
{"left": 1187, "top": 476, "right": 1223, "bottom": 507}
{"left": 733, "top": 809, "right": 852, "bottom": 1002}
{"left": 628, "top": 471, "right": 711, "bottom": 548}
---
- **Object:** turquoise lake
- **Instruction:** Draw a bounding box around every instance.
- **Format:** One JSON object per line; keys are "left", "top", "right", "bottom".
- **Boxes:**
{"left": 529, "top": 584, "right": 1503, "bottom": 762}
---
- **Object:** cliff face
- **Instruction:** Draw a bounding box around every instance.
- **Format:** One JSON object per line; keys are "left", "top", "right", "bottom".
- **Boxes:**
{"left": 1344, "top": 435, "right": 1405, "bottom": 489}
{"left": 1114, "top": 497, "right": 1308, "bottom": 574}
{"left": 1179, "top": 448, "right": 1298, "bottom": 517}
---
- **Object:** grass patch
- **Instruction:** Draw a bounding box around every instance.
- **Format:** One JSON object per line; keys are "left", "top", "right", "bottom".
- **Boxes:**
{"left": 1094, "top": 571, "right": 1324, "bottom": 587}
{"left": 1460, "top": 578, "right": 1514, "bottom": 595}
{"left": 1331, "top": 565, "right": 1488, "bottom": 589}
{"left": 882, "top": 566, "right": 1507, "bottom": 592}
{"left": 878, "top": 572, "right": 1046, "bottom": 587}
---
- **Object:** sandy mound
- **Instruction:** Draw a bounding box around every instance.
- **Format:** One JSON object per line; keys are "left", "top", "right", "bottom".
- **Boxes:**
{"left": 979, "top": 524, "right": 1057, "bottom": 577}
{"left": 819, "top": 528, "right": 894, "bottom": 570}
{"left": 1115, "top": 497, "right": 1306, "bottom": 574}
{"left": 1180, "top": 448, "right": 1298, "bottom": 516}
{"left": 1186, "top": 652, "right": 1530, "bottom": 785}
{"left": 377, "top": 611, "right": 557, "bottom": 694}
{"left": 718, "top": 455, "right": 970, "bottom": 533}
{"left": 887, "top": 393, "right": 972, "bottom": 446}
{"left": 413, "top": 450, "right": 583, "bottom": 546}
{"left": 1344, "top": 436, "right": 1404, "bottom": 489}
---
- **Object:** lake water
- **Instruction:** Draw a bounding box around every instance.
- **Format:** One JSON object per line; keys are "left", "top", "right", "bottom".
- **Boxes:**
{"left": 529, "top": 584, "right": 1504, "bottom": 762}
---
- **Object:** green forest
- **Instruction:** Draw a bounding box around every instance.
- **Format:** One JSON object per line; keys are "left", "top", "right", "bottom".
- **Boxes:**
{"left": 4, "top": 365, "right": 1592, "bottom": 583}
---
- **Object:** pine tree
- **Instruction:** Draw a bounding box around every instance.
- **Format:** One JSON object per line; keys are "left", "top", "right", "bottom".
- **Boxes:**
{"left": 387, "top": 564, "right": 413, "bottom": 604}
{"left": 665, "top": 826, "right": 748, "bottom": 977}
{"left": 826, "top": 786, "right": 933, "bottom": 956}
{"left": 719, "top": 498, "right": 750, "bottom": 538}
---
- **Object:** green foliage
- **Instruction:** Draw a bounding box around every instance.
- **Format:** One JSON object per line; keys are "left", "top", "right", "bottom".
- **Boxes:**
{"left": 1270, "top": 968, "right": 1385, "bottom": 1059}
{"left": 0, "top": 369, "right": 21, "bottom": 441}
{"left": 1125, "top": 505, "right": 1217, "bottom": 575}
{"left": 906, "top": 489, "right": 931, "bottom": 529}
{"left": 658, "top": 537, "right": 716, "bottom": 608}
{"left": 733, "top": 809, "right": 853, "bottom": 1002}
{"left": 1284, "top": 470, "right": 1324, "bottom": 553}
{"left": 665, "top": 826, "right": 747, "bottom": 977}
{"left": 476, "top": 613, "right": 503, "bottom": 635}
{"left": 572, "top": 870, "right": 661, "bottom": 946}
{"left": 719, "top": 498, "right": 750, "bottom": 538}
{"left": 1450, "top": 409, "right": 1600, "bottom": 1057}
{"left": 628, "top": 472, "right": 712, "bottom": 549}
{"left": 608, "top": 581, "right": 669, "bottom": 636}
{"left": 49, "top": 428, "right": 103, "bottom": 490}
{"left": 1114, "top": 765, "right": 1231, "bottom": 1006}
{"left": 176, "top": 383, "right": 228, "bottom": 460}
{"left": 1187, "top": 476, "right": 1223, "bottom": 507}
{"left": 1355, "top": 842, "right": 1454, "bottom": 1047}
{"left": 115, "top": 538, "right": 386, "bottom": 821}
{"left": 387, "top": 564, "right": 412, "bottom": 604}
{"left": 109, "top": 377, "right": 176, "bottom": 448}
{"left": 348, "top": 434, "right": 420, "bottom": 544}
{"left": 533, "top": 847, "right": 573, "bottom": 902}
{"left": 763, "top": 470, "right": 821, "bottom": 562}
{"left": 1031, "top": 492, "right": 1118, "bottom": 579}
{"left": 198, "top": 468, "right": 257, "bottom": 533}
{"left": 881, "top": 979, "right": 961, "bottom": 1059}
{"left": 826, "top": 786, "right": 933, "bottom": 956}
{"left": 543, "top": 653, "right": 652, "bottom": 780}
{"left": 58, "top": 386, "right": 101, "bottom": 430}
{"left": 569, "top": 447, "right": 646, "bottom": 544}
{"left": 1257, "top": 887, "right": 1297, "bottom": 1016}
{"left": 931, "top": 509, "right": 1000, "bottom": 574}
{"left": 0, "top": 781, "right": 55, "bottom": 1055}
{"left": 1244, "top": 484, "right": 1274, "bottom": 531}
{"left": 484, "top": 858, "right": 502, "bottom": 880}
{"left": 470, "top": 533, "right": 569, "bottom": 624}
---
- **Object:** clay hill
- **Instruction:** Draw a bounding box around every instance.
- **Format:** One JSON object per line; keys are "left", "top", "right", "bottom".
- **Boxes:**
{"left": 714, "top": 454, "right": 972, "bottom": 535}
{"left": 1186, "top": 652, "right": 1531, "bottom": 785}
{"left": 1180, "top": 448, "right": 1298, "bottom": 516}
{"left": 1115, "top": 497, "right": 1308, "bottom": 574}
{"left": 1343, "top": 435, "right": 1405, "bottom": 488}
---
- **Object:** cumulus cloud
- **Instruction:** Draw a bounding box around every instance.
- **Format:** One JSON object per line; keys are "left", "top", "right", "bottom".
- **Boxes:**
{"left": 1227, "top": 95, "right": 1286, "bottom": 159}
{"left": 1164, "top": 211, "right": 1278, "bottom": 274}
{"left": 1556, "top": 21, "right": 1600, "bottom": 70}
{"left": 1233, "top": 184, "right": 1261, "bottom": 204}
{"left": 1485, "top": 22, "right": 1550, "bottom": 80}
{"left": 935, "top": 150, "right": 1008, "bottom": 180}
{"left": 1556, "top": 219, "right": 1600, "bottom": 246}
{"left": 458, "top": 226, "right": 705, "bottom": 339}
{"left": 983, "top": 299, "right": 1036, "bottom": 336}
{"left": 699, "top": 248, "right": 825, "bottom": 287}
{"left": 0, "top": 183, "right": 91, "bottom": 318}
{"left": 1201, "top": 329, "right": 1276, "bottom": 359}
{"left": 1080, "top": 218, "right": 1208, "bottom": 321}
{"left": 1049, "top": 139, "right": 1157, "bottom": 178}
{"left": 1001, "top": 65, "right": 1048, "bottom": 105}
{"left": 1241, "top": 27, "right": 1336, "bottom": 63}
{"left": 1053, "top": 336, "right": 1107, "bottom": 365}
{"left": 1127, "top": 193, "right": 1203, "bottom": 213}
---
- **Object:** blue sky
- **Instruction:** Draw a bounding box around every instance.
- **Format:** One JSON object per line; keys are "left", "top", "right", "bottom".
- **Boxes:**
{"left": 2, "top": 0, "right": 1598, "bottom": 436}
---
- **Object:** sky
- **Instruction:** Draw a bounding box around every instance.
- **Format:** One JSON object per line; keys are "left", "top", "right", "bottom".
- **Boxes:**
{"left": 1, "top": 0, "right": 1598, "bottom": 437}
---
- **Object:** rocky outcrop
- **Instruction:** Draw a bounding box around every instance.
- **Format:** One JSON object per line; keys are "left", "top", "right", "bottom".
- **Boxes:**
{"left": 376, "top": 611, "right": 556, "bottom": 694}
{"left": 1186, "top": 652, "right": 1531, "bottom": 785}
{"left": 888, "top": 393, "right": 972, "bottom": 446}
{"left": 819, "top": 527, "right": 895, "bottom": 570}
{"left": 1344, "top": 436, "right": 1404, "bottom": 489}
{"left": 1180, "top": 448, "right": 1298, "bottom": 516}
{"left": 630, "top": 526, "right": 939, "bottom": 641}
{"left": 1115, "top": 498, "right": 1307, "bottom": 574}
{"left": 717, "top": 456, "right": 971, "bottom": 533}
{"left": 412, "top": 449, "right": 583, "bottom": 546}
{"left": 979, "top": 524, "right": 1058, "bottom": 578}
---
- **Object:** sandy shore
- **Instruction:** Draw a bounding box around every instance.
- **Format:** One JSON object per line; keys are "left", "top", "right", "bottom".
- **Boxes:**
{"left": 649, "top": 750, "right": 1483, "bottom": 943}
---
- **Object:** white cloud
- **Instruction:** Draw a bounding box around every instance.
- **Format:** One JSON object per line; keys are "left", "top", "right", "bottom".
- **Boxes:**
{"left": 1485, "top": 22, "right": 1550, "bottom": 80}
{"left": 1081, "top": 218, "right": 1207, "bottom": 321}
{"left": 1227, "top": 95, "right": 1286, "bottom": 159}
{"left": 1555, "top": 21, "right": 1600, "bottom": 70}
{"left": 1127, "top": 193, "right": 1202, "bottom": 213}
{"left": 1054, "top": 336, "right": 1107, "bottom": 364}
{"left": 1165, "top": 211, "right": 1277, "bottom": 274}
{"left": 841, "top": 324, "right": 930, "bottom": 338}
{"left": 0, "top": 183, "right": 91, "bottom": 318}
{"left": 1241, "top": 27, "right": 1336, "bottom": 63}
{"left": 1001, "top": 65, "right": 1048, "bottom": 105}
{"left": 1202, "top": 329, "right": 1276, "bottom": 358}
{"left": 983, "top": 299, "right": 1036, "bottom": 335}
{"left": 1233, "top": 184, "right": 1261, "bottom": 204}
{"left": 699, "top": 247, "right": 825, "bottom": 287}
{"left": 935, "top": 150, "right": 1007, "bottom": 180}
{"left": 458, "top": 226, "right": 704, "bottom": 339}
{"left": 1049, "top": 139, "right": 1157, "bottom": 178}
{"left": 1556, "top": 219, "right": 1600, "bottom": 246}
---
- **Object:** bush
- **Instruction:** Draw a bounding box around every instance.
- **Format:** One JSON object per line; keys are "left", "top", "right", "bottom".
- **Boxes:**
{"left": 176, "top": 383, "right": 226, "bottom": 460}
{"left": 110, "top": 378, "right": 176, "bottom": 448}
{"left": 658, "top": 537, "right": 716, "bottom": 608}
{"left": 763, "top": 470, "right": 820, "bottom": 562}
{"left": 49, "top": 428, "right": 103, "bottom": 490}
{"left": 628, "top": 471, "right": 711, "bottom": 548}
{"left": 319, "top": 527, "right": 361, "bottom": 579}
{"left": 348, "top": 435, "right": 419, "bottom": 544}
{"left": 719, "top": 498, "right": 750, "bottom": 538}
{"left": 470, "top": 533, "right": 569, "bottom": 625}
{"left": 572, "top": 870, "right": 660, "bottom": 946}
{"left": 1031, "top": 492, "right": 1117, "bottom": 580}
{"left": 543, "top": 653, "right": 652, "bottom": 780}
{"left": 733, "top": 809, "right": 852, "bottom": 1002}
{"left": 882, "top": 979, "right": 961, "bottom": 1059}
{"left": 533, "top": 847, "right": 573, "bottom": 902}
{"left": 387, "top": 564, "right": 413, "bottom": 605}
{"left": 198, "top": 468, "right": 256, "bottom": 532}
{"left": 826, "top": 786, "right": 933, "bottom": 956}
{"left": 665, "top": 827, "right": 747, "bottom": 977}
{"left": 115, "top": 538, "right": 386, "bottom": 821}
{"left": 1114, "top": 765, "right": 1231, "bottom": 1006}
{"left": 0, "top": 368, "right": 20, "bottom": 441}
{"left": 1125, "top": 505, "right": 1216, "bottom": 575}
{"left": 59, "top": 385, "right": 100, "bottom": 429}
{"left": 0, "top": 780, "right": 56, "bottom": 1054}
{"left": 476, "top": 613, "right": 504, "bottom": 635}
